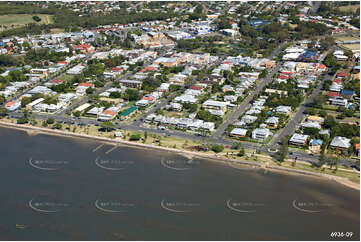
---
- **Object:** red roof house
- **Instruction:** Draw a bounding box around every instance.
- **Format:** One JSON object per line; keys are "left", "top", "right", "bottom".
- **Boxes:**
{"left": 189, "top": 85, "right": 202, "bottom": 90}
{"left": 327, "top": 91, "right": 340, "bottom": 97}
{"left": 337, "top": 72, "right": 347, "bottom": 78}
{"left": 79, "top": 83, "right": 94, "bottom": 88}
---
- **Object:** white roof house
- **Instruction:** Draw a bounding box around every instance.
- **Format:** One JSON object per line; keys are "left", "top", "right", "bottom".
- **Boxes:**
{"left": 329, "top": 136, "right": 351, "bottom": 149}
{"left": 265, "top": 116, "right": 279, "bottom": 125}
{"left": 275, "top": 106, "right": 292, "bottom": 115}
{"left": 136, "top": 99, "right": 150, "bottom": 106}
{"left": 301, "top": 121, "right": 321, "bottom": 129}
{"left": 202, "top": 100, "right": 230, "bottom": 110}
{"left": 174, "top": 94, "right": 198, "bottom": 104}
{"left": 289, "top": 133, "right": 309, "bottom": 145}
{"left": 252, "top": 128, "right": 271, "bottom": 141}
{"left": 230, "top": 128, "right": 248, "bottom": 137}
{"left": 241, "top": 115, "right": 258, "bottom": 124}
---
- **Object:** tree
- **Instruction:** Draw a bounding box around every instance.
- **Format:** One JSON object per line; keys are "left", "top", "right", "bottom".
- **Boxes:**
{"left": 124, "top": 89, "right": 140, "bottom": 101}
{"left": 278, "top": 137, "right": 288, "bottom": 162}
{"left": 109, "top": 92, "right": 121, "bottom": 98}
{"left": 73, "top": 111, "right": 81, "bottom": 117}
{"left": 53, "top": 123, "right": 62, "bottom": 129}
{"left": 144, "top": 131, "right": 148, "bottom": 141}
{"left": 21, "top": 96, "right": 32, "bottom": 107}
{"left": 32, "top": 16, "right": 42, "bottom": 22}
{"left": 326, "top": 156, "right": 339, "bottom": 171}
{"left": 46, "top": 118, "right": 55, "bottom": 124}
{"left": 259, "top": 69, "right": 268, "bottom": 79}
{"left": 211, "top": 144, "right": 224, "bottom": 153}
{"left": 17, "top": 116, "right": 28, "bottom": 124}
{"left": 101, "top": 121, "right": 116, "bottom": 132}
{"left": 238, "top": 147, "right": 245, "bottom": 157}
{"left": 0, "top": 107, "right": 7, "bottom": 117}
{"left": 86, "top": 87, "right": 95, "bottom": 95}
{"left": 130, "top": 133, "right": 141, "bottom": 141}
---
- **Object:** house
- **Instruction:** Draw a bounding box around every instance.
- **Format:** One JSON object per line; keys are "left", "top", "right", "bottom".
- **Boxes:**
{"left": 136, "top": 99, "right": 149, "bottom": 107}
{"left": 265, "top": 116, "right": 279, "bottom": 128}
{"left": 86, "top": 107, "right": 104, "bottom": 117}
{"left": 307, "top": 115, "right": 324, "bottom": 124}
{"left": 230, "top": 128, "right": 248, "bottom": 139}
{"left": 73, "top": 44, "right": 95, "bottom": 54}
{"left": 98, "top": 110, "right": 117, "bottom": 121}
{"left": 340, "top": 90, "right": 355, "bottom": 99}
{"left": 241, "top": 115, "right": 258, "bottom": 124}
{"left": 265, "top": 89, "right": 288, "bottom": 97}
{"left": 30, "top": 68, "right": 49, "bottom": 78}
{"left": 200, "top": 122, "right": 215, "bottom": 132}
{"left": 202, "top": 100, "right": 229, "bottom": 111}
{"left": 67, "top": 64, "right": 85, "bottom": 75}
{"left": 336, "top": 72, "right": 347, "bottom": 79}
{"left": 275, "top": 106, "right": 292, "bottom": 115}
{"left": 79, "top": 83, "right": 95, "bottom": 88}
{"left": 119, "top": 80, "right": 142, "bottom": 89}
{"left": 26, "top": 98, "right": 44, "bottom": 110}
{"left": 289, "top": 133, "right": 309, "bottom": 146}
{"left": 221, "top": 29, "right": 238, "bottom": 37}
{"left": 309, "top": 139, "right": 323, "bottom": 153}
{"left": 224, "top": 95, "right": 237, "bottom": 102}
{"left": 327, "top": 91, "right": 340, "bottom": 98}
{"left": 168, "top": 102, "right": 182, "bottom": 111}
{"left": 200, "top": 75, "right": 225, "bottom": 84}
{"left": 329, "top": 136, "right": 351, "bottom": 150}
{"left": 301, "top": 121, "right": 321, "bottom": 130}
{"left": 252, "top": 128, "right": 271, "bottom": 141}
{"left": 329, "top": 97, "right": 348, "bottom": 107}
{"left": 174, "top": 94, "right": 197, "bottom": 104}
{"left": 153, "top": 57, "right": 178, "bottom": 67}
{"left": 5, "top": 100, "right": 21, "bottom": 111}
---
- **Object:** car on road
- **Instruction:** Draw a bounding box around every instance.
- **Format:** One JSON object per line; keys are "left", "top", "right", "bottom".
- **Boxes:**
{"left": 351, "top": 165, "right": 360, "bottom": 171}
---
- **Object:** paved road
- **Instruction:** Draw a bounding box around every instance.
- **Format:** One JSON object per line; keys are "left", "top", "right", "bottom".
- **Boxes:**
{"left": 270, "top": 47, "right": 334, "bottom": 146}
{"left": 212, "top": 42, "right": 287, "bottom": 139}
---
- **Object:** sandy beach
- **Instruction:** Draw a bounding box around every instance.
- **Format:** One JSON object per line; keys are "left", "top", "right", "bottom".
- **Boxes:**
{"left": 0, "top": 120, "right": 359, "bottom": 191}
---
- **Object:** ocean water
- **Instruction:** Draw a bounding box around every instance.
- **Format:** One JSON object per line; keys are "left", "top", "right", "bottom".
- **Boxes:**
{"left": 0, "top": 127, "right": 359, "bottom": 240}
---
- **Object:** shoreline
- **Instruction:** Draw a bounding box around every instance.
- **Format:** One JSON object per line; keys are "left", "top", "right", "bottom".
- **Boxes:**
{"left": 0, "top": 120, "right": 359, "bottom": 191}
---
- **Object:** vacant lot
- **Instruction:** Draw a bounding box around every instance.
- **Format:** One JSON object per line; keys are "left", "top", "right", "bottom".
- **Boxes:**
{"left": 341, "top": 43, "right": 360, "bottom": 52}
{"left": 0, "top": 14, "right": 53, "bottom": 26}
{"left": 339, "top": 5, "right": 360, "bottom": 13}
{"left": 335, "top": 35, "right": 359, "bottom": 42}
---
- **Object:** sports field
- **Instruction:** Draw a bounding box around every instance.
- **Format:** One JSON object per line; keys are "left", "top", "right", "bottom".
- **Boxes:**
{"left": 0, "top": 14, "right": 53, "bottom": 26}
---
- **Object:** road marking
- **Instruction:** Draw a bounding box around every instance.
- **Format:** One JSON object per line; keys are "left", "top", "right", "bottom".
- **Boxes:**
{"left": 105, "top": 145, "right": 118, "bottom": 154}
{"left": 92, "top": 144, "right": 104, "bottom": 152}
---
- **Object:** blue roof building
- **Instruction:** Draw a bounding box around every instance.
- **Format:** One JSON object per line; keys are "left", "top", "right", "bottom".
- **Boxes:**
{"left": 341, "top": 90, "right": 355, "bottom": 96}
{"left": 310, "top": 139, "right": 323, "bottom": 146}
{"left": 248, "top": 20, "right": 270, "bottom": 27}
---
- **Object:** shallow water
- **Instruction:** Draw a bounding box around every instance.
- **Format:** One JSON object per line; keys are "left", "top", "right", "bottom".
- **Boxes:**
{"left": 0, "top": 127, "right": 359, "bottom": 240}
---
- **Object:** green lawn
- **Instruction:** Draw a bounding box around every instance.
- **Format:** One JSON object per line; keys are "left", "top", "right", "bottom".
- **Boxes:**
{"left": 338, "top": 5, "right": 360, "bottom": 13}
{"left": 0, "top": 14, "right": 53, "bottom": 27}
